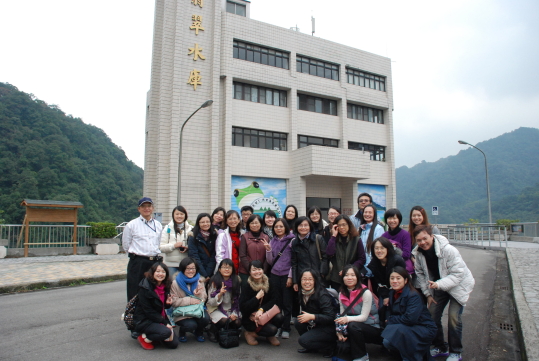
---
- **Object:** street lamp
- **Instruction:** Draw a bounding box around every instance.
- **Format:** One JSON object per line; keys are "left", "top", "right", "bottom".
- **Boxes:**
{"left": 177, "top": 100, "right": 213, "bottom": 205}
{"left": 458, "top": 140, "right": 492, "bottom": 225}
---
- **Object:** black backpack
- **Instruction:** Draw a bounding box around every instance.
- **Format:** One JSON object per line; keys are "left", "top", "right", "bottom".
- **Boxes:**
{"left": 326, "top": 288, "right": 341, "bottom": 314}
{"left": 122, "top": 294, "right": 139, "bottom": 330}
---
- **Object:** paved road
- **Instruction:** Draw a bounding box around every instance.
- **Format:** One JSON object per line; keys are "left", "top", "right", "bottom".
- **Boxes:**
{"left": 0, "top": 247, "right": 507, "bottom": 361}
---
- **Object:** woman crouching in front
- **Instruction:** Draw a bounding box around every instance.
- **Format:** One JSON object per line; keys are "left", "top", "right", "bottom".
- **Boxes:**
{"left": 382, "top": 266, "right": 437, "bottom": 361}
{"left": 295, "top": 269, "right": 337, "bottom": 357}
{"left": 239, "top": 260, "right": 282, "bottom": 346}
{"left": 133, "top": 262, "right": 178, "bottom": 350}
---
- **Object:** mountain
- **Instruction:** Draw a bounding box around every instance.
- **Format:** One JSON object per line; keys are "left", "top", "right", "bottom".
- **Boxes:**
{"left": 0, "top": 83, "right": 143, "bottom": 224}
{"left": 396, "top": 127, "right": 539, "bottom": 224}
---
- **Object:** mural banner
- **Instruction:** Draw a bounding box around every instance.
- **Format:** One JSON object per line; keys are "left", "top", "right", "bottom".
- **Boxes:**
{"left": 357, "top": 184, "right": 386, "bottom": 221}
{"left": 231, "top": 176, "right": 287, "bottom": 218}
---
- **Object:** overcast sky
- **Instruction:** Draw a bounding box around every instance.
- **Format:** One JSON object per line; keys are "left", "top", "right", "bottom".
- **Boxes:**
{"left": 1, "top": 0, "right": 537, "bottom": 169}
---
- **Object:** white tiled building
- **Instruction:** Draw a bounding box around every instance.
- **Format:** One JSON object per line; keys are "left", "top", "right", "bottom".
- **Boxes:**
{"left": 144, "top": 0, "right": 396, "bottom": 220}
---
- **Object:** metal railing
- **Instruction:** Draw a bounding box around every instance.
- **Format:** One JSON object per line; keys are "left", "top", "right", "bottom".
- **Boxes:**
{"left": 445, "top": 224, "right": 507, "bottom": 248}
{"left": 0, "top": 224, "right": 91, "bottom": 248}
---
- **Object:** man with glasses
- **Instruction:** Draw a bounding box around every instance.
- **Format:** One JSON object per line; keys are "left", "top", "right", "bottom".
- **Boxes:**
{"left": 123, "top": 197, "right": 163, "bottom": 338}
{"left": 351, "top": 192, "right": 372, "bottom": 229}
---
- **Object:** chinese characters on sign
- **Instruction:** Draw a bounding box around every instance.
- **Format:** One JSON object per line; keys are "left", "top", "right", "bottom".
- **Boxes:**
{"left": 187, "top": 69, "right": 202, "bottom": 90}
{"left": 189, "top": 15, "right": 205, "bottom": 35}
{"left": 191, "top": 0, "right": 203, "bottom": 7}
{"left": 188, "top": 43, "right": 206, "bottom": 60}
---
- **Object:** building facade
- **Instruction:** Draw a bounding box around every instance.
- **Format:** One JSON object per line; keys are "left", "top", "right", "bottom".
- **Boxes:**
{"left": 144, "top": 0, "right": 396, "bottom": 221}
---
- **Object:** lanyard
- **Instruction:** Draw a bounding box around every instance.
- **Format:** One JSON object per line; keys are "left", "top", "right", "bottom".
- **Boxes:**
{"left": 144, "top": 219, "right": 156, "bottom": 232}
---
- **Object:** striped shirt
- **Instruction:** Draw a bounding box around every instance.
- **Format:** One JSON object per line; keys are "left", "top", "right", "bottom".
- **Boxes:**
{"left": 122, "top": 216, "right": 162, "bottom": 257}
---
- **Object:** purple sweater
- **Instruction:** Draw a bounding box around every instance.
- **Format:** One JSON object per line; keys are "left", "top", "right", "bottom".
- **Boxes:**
{"left": 266, "top": 233, "right": 295, "bottom": 277}
{"left": 381, "top": 228, "right": 413, "bottom": 274}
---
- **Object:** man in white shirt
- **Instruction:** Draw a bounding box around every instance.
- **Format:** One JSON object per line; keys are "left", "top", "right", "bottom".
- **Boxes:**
{"left": 123, "top": 197, "right": 163, "bottom": 301}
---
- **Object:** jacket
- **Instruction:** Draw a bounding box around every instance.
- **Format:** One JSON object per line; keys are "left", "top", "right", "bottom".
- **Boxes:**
{"left": 381, "top": 286, "right": 437, "bottom": 361}
{"left": 266, "top": 233, "right": 295, "bottom": 277}
{"left": 187, "top": 231, "right": 217, "bottom": 278}
{"left": 160, "top": 221, "right": 194, "bottom": 268}
{"left": 133, "top": 278, "right": 171, "bottom": 332}
{"left": 360, "top": 222, "right": 385, "bottom": 270}
{"left": 381, "top": 228, "right": 413, "bottom": 274}
{"left": 214, "top": 228, "right": 231, "bottom": 273}
{"left": 367, "top": 254, "right": 406, "bottom": 299}
{"left": 299, "top": 288, "right": 336, "bottom": 327}
{"left": 291, "top": 233, "right": 329, "bottom": 284}
{"left": 326, "top": 235, "right": 366, "bottom": 284}
{"left": 413, "top": 234, "right": 475, "bottom": 306}
{"left": 239, "top": 277, "right": 277, "bottom": 331}
{"left": 170, "top": 277, "right": 207, "bottom": 322}
{"left": 238, "top": 231, "right": 270, "bottom": 274}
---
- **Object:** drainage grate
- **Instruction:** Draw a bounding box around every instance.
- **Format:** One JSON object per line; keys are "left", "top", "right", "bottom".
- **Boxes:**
{"left": 499, "top": 323, "right": 514, "bottom": 331}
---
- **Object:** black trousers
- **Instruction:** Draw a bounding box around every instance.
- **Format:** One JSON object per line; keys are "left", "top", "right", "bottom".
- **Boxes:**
{"left": 141, "top": 323, "right": 179, "bottom": 349}
{"left": 177, "top": 311, "right": 210, "bottom": 337}
{"left": 295, "top": 320, "right": 337, "bottom": 352}
{"left": 269, "top": 273, "right": 293, "bottom": 332}
{"left": 346, "top": 322, "right": 383, "bottom": 359}
{"left": 126, "top": 255, "right": 157, "bottom": 301}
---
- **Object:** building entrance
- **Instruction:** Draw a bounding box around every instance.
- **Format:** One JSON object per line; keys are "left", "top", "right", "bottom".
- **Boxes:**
{"left": 306, "top": 197, "right": 341, "bottom": 221}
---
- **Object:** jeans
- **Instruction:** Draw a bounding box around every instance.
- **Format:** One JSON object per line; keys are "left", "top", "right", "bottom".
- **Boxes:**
{"left": 142, "top": 323, "right": 179, "bottom": 349}
{"left": 347, "top": 322, "right": 383, "bottom": 359}
{"left": 177, "top": 311, "right": 210, "bottom": 337}
{"left": 295, "top": 320, "right": 337, "bottom": 352}
{"left": 429, "top": 289, "right": 464, "bottom": 353}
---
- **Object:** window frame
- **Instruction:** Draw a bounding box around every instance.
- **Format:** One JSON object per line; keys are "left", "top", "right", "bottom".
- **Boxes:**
{"left": 345, "top": 67, "right": 386, "bottom": 92}
{"left": 297, "top": 93, "right": 337, "bottom": 116}
{"left": 348, "top": 141, "right": 386, "bottom": 161}
{"left": 233, "top": 40, "right": 290, "bottom": 70}
{"left": 298, "top": 135, "right": 339, "bottom": 149}
{"left": 232, "top": 127, "right": 288, "bottom": 151}
{"left": 347, "top": 103, "right": 384, "bottom": 124}
{"left": 296, "top": 55, "right": 340, "bottom": 81}
{"left": 226, "top": 1, "right": 246, "bottom": 16}
{"left": 233, "top": 82, "right": 287, "bottom": 107}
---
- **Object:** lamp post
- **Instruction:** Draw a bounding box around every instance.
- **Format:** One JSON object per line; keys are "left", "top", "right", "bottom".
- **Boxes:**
{"left": 177, "top": 100, "right": 213, "bottom": 205}
{"left": 458, "top": 140, "right": 493, "bottom": 225}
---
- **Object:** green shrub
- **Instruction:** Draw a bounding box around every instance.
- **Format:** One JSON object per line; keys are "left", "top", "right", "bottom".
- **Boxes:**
{"left": 87, "top": 222, "right": 117, "bottom": 238}
{"left": 495, "top": 219, "right": 520, "bottom": 230}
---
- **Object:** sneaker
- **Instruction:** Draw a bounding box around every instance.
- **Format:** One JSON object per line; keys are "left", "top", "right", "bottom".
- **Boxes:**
{"left": 430, "top": 348, "right": 449, "bottom": 357}
{"left": 281, "top": 331, "right": 290, "bottom": 339}
{"left": 276, "top": 328, "right": 282, "bottom": 337}
{"left": 137, "top": 335, "right": 154, "bottom": 350}
{"left": 353, "top": 355, "right": 369, "bottom": 361}
{"left": 290, "top": 317, "right": 296, "bottom": 325}
{"left": 446, "top": 353, "right": 462, "bottom": 361}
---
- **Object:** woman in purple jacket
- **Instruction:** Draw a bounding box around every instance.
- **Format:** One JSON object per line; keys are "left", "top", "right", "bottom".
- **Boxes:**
{"left": 264, "top": 218, "right": 295, "bottom": 339}
{"left": 381, "top": 209, "right": 414, "bottom": 279}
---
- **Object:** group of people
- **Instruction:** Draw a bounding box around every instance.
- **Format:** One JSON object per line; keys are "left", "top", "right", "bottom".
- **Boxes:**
{"left": 122, "top": 195, "right": 475, "bottom": 361}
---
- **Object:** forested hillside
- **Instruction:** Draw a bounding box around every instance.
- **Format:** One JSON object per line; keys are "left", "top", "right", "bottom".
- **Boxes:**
{"left": 397, "top": 127, "right": 539, "bottom": 224}
{"left": 0, "top": 83, "right": 143, "bottom": 224}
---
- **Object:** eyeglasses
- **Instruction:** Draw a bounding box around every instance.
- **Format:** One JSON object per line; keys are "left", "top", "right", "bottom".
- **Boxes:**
{"left": 220, "top": 266, "right": 232, "bottom": 270}
{"left": 337, "top": 223, "right": 348, "bottom": 228}
{"left": 185, "top": 267, "right": 197, "bottom": 271}
{"left": 301, "top": 278, "right": 314, "bottom": 282}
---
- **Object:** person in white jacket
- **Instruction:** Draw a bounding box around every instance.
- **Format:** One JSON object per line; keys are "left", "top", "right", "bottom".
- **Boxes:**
{"left": 412, "top": 225, "right": 475, "bottom": 361}
{"left": 160, "top": 206, "right": 193, "bottom": 276}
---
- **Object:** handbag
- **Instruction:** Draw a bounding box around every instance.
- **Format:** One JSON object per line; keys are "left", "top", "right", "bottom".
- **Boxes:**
{"left": 250, "top": 304, "right": 281, "bottom": 326}
{"left": 218, "top": 320, "right": 240, "bottom": 348}
{"left": 172, "top": 296, "right": 204, "bottom": 318}
{"left": 335, "top": 288, "right": 366, "bottom": 335}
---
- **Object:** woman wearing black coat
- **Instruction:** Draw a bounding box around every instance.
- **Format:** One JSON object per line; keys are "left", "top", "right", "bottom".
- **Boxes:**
{"left": 367, "top": 237, "right": 406, "bottom": 307}
{"left": 382, "top": 266, "right": 437, "bottom": 361}
{"left": 294, "top": 269, "right": 337, "bottom": 356}
{"left": 188, "top": 213, "right": 218, "bottom": 280}
{"left": 133, "top": 262, "right": 179, "bottom": 350}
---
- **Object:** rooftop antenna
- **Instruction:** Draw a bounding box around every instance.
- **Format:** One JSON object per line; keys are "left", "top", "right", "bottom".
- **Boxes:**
{"left": 311, "top": 16, "right": 315, "bottom": 36}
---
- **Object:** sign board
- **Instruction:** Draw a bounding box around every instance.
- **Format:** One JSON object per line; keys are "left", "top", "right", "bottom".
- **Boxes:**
{"left": 153, "top": 212, "right": 163, "bottom": 224}
{"left": 432, "top": 206, "right": 439, "bottom": 216}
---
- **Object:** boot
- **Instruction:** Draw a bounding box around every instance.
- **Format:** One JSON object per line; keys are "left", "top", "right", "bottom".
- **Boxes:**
{"left": 244, "top": 331, "right": 259, "bottom": 345}
{"left": 208, "top": 324, "right": 218, "bottom": 343}
{"left": 267, "top": 336, "right": 280, "bottom": 346}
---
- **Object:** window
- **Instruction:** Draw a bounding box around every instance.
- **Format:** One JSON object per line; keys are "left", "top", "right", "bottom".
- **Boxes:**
{"left": 233, "top": 127, "right": 287, "bottom": 151}
{"left": 306, "top": 197, "right": 341, "bottom": 220}
{"left": 348, "top": 142, "right": 386, "bottom": 161}
{"left": 298, "top": 135, "right": 338, "bottom": 148}
{"left": 226, "top": 1, "right": 246, "bottom": 16}
{"left": 346, "top": 67, "right": 386, "bottom": 91}
{"left": 347, "top": 103, "right": 384, "bottom": 124}
{"left": 296, "top": 55, "right": 339, "bottom": 80}
{"left": 233, "top": 40, "right": 289, "bottom": 69}
{"left": 233, "top": 82, "right": 287, "bottom": 107}
{"left": 297, "top": 94, "right": 337, "bottom": 115}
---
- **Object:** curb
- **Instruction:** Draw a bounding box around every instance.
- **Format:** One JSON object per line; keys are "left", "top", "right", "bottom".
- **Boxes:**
{"left": 0, "top": 273, "right": 126, "bottom": 294}
{"left": 506, "top": 248, "right": 539, "bottom": 361}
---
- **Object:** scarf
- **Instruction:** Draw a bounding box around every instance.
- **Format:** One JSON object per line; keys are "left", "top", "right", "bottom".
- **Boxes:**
{"left": 393, "top": 288, "right": 404, "bottom": 301}
{"left": 251, "top": 230, "right": 261, "bottom": 238}
{"left": 200, "top": 229, "right": 210, "bottom": 240}
{"left": 210, "top": 278, "right": 240, "bottom": 316}
{"left": 247, "top": 274, "right": 270, "bottom": 294}
{"left": 299, "top": 232, "right": 310, "bottom": 242}
{"left": 175, "top": 271, "right": 200, "bottom": 297}
{"left": 175, "top": 222, "right": 185, "bottom": 235}
{"left": 301, "top": 288, "right": 315, "bottom": 304}
{"left": 263, "top": 226, "right": 273, "bottom": 239}
{"left": 340, "top": 285, "right": 366, "bottom": 307}
{"left": 155, "top": 283, "right": 166, "bottom": 317}
{"left": 389, "top": 226, "right": 402, "bottom": 237}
